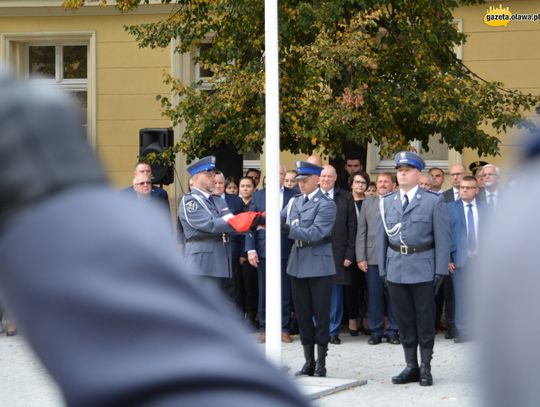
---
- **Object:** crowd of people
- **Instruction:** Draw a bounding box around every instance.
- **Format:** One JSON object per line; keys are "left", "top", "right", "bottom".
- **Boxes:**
{"left": 1, "top": 75, "right": 529, "bottom": 405}
{"left": 111, "top": 123, "right": 509, "bottom": 387}
{"left": 119, "top": 151, "right": 501, "bottom": 385}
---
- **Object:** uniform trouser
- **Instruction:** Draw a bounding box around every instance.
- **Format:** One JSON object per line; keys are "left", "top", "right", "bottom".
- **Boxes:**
{"left": 451, "top": 267, "right": 470, "bottom": 337}
{"left": 291, "top": 275, "right": 332, "bottom": 345}
{"left": 387, "top": 281, "right": 436, "bottom": 349}
{"left": 366, "top": 265, "right": 398, "bottom": 337}
{"left": 257, "top": 258, "right": 292, "bottom": 331}
{"left": 194, "top": 275, "right": 234, "bottom": 304}
{"left": 224, "top": 258, "right": 242, "bottom": 311}
{"left": 241, "top": 261, "right": 259, "bottom": 318}
{"left": 329, "top": 284, "right": 344, "bottom": 336}
{"left": 435, "top": 276, "right": 455, "bottom": 331}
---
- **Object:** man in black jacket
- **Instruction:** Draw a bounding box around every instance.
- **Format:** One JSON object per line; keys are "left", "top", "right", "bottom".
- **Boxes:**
{"left": 319, "top": 165, "right": 357, "bottom": 344}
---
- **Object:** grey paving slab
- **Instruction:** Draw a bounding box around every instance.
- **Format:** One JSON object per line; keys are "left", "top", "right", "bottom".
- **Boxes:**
{"left": 294, "top": 376, "right": 367, "bottom": 399}
{"left": 276, "top": 332, "right": 479, "bottom": 407}
{"left": 0, "top": 329, "right": 477, "bottom": 407}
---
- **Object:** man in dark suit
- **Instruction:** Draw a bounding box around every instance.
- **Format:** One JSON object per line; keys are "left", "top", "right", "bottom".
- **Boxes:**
{"left": 443, "top": 164, "right": 467, "bottom": 203}
{"left": 477, "top": 164, "right": 501, "bottom": 210}
{"left": 246, "top": 165, "right": 296, "bottom": 343}
{"left": 447, "top": 175, "right": 483, "bottom": 343}
{"left": 282, "top": 161, "right": 336, "bottom": 377}
{"left": 0, "top": 76, "right": 308, "bottom": 407}
{"left": 439, "top": 163, "right": 467, "bottom": 339}
{"left": 121, "top": 162, "right": 170, "bottom": 212}
{"left": 319, "top": 165, "right": 357, "bottom": 345}
{"left": 377, "top": 151, "right": 451, "bottom": 387}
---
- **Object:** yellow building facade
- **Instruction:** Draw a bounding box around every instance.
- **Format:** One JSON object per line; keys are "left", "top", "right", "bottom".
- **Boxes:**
{"left": 0, "top": 0, "right": 538, "bottom": 201}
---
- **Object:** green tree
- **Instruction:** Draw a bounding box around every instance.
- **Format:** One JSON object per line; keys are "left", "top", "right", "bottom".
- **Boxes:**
{"left": 65, "top": 0, "right": 539, "bottom": 162}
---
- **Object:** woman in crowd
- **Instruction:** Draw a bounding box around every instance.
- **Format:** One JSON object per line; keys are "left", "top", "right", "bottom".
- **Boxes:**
{"left": 347, "top": 171, "right": 371, "bottom": 336}
{"left": 225, "top": 176, "right": 239, "bottom": 195}
{"left": 365, "top": 182, "right": 377, "bottom": 197}
{"left": 238, "top": 176, "right": 259, "bottom": 330}
{"left": 283, "top": 170, "right": 298, "bottom": 190}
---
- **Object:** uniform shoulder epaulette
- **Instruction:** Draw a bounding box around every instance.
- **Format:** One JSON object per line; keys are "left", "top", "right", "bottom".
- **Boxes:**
{"left": 293, "top": 193, "right": 302, "bottom": 198}
{"left": 424, "top": 190, "right": 440, "bottom": 196}
{"left": 321, "top": 193, "right": 332, "bottom": 201}
{"left": 381, "top": 191, "right": 397, "bottom": 199}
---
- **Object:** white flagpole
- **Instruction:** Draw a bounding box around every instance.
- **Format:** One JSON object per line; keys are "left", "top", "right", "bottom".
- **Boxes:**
{"left": 264, "top": 0, "right": 282, "bottom": 364}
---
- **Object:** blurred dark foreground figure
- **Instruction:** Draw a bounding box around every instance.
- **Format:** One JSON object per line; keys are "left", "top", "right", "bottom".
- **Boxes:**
{"left": 475, "top": 120, "right": 540, "bottom": 407}
{"left": 0, "top": 74, "right": 308, "bottom": 407}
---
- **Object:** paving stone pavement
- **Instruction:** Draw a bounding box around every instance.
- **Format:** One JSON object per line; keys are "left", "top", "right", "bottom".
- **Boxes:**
{"left": 0, "top": 330, "right": 478, "bottom": 406}
{"left": 279, "top": 331, "right": 479, "bottom": 407}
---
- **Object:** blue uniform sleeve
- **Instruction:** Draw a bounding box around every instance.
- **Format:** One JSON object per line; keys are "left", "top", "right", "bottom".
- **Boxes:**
{"left": 287, "top": 200, "right": 336, "bottom": 242}
{"left": 179, "top": 195, "right": 234, "bottom": 235}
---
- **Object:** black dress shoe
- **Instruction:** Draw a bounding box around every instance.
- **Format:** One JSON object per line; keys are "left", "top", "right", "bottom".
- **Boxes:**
{"left": 386, "top": 334, "right": 401, "bottom": 345}
{"left": 360, "top": 327, "right": 371, "bottom": 336}
{"left": 368, "top": 334, "right": 382, "bottom": 345}
{"left": 392, "top": 365, "right": 420, "bottom": 384}
{"left": 329, "top": 335, "right": 341, "bottom": 344}
{"left": 444, "top": 329, "right": 455, "bottom": 339}
{"left": 419, "top": 363, "right": 433, "bottom": 386}
{"left": 348, "top": 328, "right": 360, "bottom": 337}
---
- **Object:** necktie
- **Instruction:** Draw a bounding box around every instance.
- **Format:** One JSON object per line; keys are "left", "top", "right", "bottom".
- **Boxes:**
{"left": 402, "top": 194, "right": 409, "bottom": 211}
{"left": 207, "top": 196, "right": 217, "bottom": 211}
{"left": 303, "top": 195, "right": 309, "bottom": 204}
{"left": 325, "top": 191, "right": 331, "bottom": 199}
{"left": 467, "top": 203, "right": 477, "bottom": 252}
{"left": 487, "top": 193, "right": 495, "bottom": 208}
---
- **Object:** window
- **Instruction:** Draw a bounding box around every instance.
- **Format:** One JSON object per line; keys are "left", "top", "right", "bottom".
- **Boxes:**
{"left": 376, "top": 136, "right": 450, "bottom": 171}
{"left": 1, "top": 32, "right": 96, "bottom": 145}
{"left": 195, "top": 40, "right": 214, "bottom": 91}
{"left": 27, "top": 43, "right": 88, "bottom": 128}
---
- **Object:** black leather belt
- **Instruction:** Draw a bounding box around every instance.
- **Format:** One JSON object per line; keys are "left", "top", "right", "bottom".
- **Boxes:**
{"left": 389, "top": 242, "right": 434, "bottom": 255}
{"left": 295, "top": 237, "right": 331, "bottom": 248}
{"left": 188, "top": 233, "right": 230, "bottom": 243}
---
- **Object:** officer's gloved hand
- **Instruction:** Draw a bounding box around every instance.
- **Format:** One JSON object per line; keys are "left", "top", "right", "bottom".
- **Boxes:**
{"left": 433, "top": 274, "right": 445, "bottom": 294}
{"left": 281, "top": 223, "right": 291, "bottom": 235}
{"left": 250, "top": 212, "right": 266, "bottom": 231}
{"left": 0, "top": 75, "right": 107, "bottom": 229}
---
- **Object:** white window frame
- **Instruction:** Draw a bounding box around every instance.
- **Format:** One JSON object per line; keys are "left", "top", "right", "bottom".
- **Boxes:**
{"left": 0, "top": 31, "right": 96, "bottom": 147}
{"left": 195, "top": 40, "right": 214, "bottom": 91}
{"left": 376, "top": 138, "right": 450, "bottom": 172}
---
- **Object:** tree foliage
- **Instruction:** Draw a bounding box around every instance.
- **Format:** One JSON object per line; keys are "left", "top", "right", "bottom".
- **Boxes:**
{"left": 65, "top": 0, "right": 540, "bottom": 162}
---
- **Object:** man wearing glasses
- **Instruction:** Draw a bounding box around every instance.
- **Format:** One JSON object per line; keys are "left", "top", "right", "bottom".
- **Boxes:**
{"left": 122, "top": 162, "right": 170, "bottom": 209}
{"left": 440, "top": 163, "right": 467, "bottom": 340}
{"left": 132, "top": 175, "right": 152, "bottom": 200}
{"left": 447, "top": 176, "right": 483, "bottom": 343}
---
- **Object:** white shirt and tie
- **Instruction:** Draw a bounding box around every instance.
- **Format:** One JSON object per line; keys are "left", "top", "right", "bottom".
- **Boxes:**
{"left": 321, "top": 187, "right": 334, "bottom": 200}
{"left": 400, "top": 186, "right": 419, "bottom": 210}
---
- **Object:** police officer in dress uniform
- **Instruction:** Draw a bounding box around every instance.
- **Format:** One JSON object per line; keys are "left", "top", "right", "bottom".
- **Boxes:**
{"left": 376, "top": 151, "right": 451, "bottom": 386}
{"left": 281, "top": 161, "right": 337, "bottom": 378}
{"left": 178, "top": 157, "right": 262, "bottom": 296}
